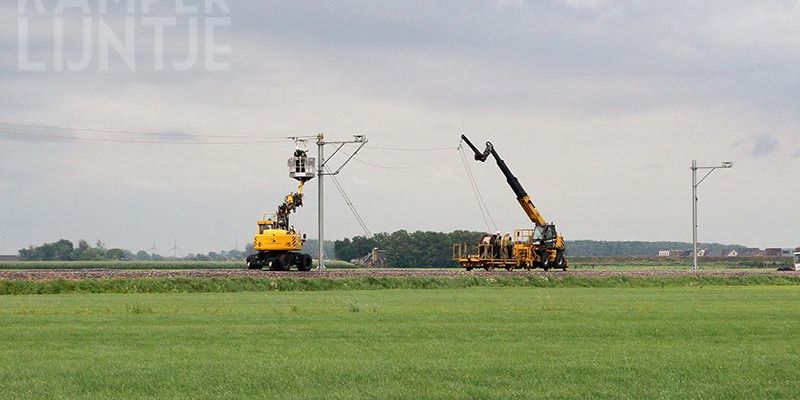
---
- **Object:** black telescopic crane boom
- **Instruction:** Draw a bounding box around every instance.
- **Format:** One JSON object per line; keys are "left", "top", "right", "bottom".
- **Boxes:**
{"left": 460, "top": 134, "right": 547, "bottom": 227}
{"left": 460, "top": 135, "right": 528, "bottom": 200}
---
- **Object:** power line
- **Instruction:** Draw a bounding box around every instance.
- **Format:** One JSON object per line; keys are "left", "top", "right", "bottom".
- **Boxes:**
{"left": 0, "top": 130, "right": 289, "bottom": 145}
{"left": 324, "top": 165, "right": 372, "bottom": 237}
{"left": 336, "top": 148, "right": 445, "bottom": 170}
{"left": 366, "top": 145, "right": 457, "bottom": 152}
{"left": 351, "top": 156, "right": 442, "bottom": 170}
{"left": 0, "top": 122, "right": 465, "bottom": 149}
{"left": 0, "top": 121, "right": 285, "bottom": 139}
{"left": 458, "top": 145, "right": 498, "bottom": 232}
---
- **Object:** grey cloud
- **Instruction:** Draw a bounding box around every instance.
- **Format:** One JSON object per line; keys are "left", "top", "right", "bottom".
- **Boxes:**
{"left": 8, "top": 1, "right": 800, "bottom": 116}
{"left": 747, "top": 133, "right": 780, "bottom": 157}
{"left": 221, "top": 1, "right": 800, "bottom": 115}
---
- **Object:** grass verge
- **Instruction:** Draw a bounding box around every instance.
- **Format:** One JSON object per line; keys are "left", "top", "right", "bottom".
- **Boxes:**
{"left": 2, "top": 273, "right": 800, "bottom": 295}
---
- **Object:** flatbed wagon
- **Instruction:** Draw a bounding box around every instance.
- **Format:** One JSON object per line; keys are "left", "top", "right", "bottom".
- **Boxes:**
{"left": 453, "top": 230, "right": 567, "bottom": 272}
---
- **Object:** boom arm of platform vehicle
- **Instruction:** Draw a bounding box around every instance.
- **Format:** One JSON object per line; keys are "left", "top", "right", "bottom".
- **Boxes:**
{"left": 461, "top": 134, "right": 547, "bottom": 227}
{"left": 275, "top": 181, "right": 305, "bottom": 230}
{"left": 272, "top": 147, "right": 316, "bottom": 231}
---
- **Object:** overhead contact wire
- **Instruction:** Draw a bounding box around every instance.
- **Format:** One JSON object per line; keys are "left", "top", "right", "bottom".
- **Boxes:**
{"left": 0, "top": 130, "right": 289, "bottom": 145}
{"left": 366, "top": 146, "right": 458, "bottom": 152}
{"left": 0, "top": 121, "right": 286, "bottom": 139}
{"left": 324, "top": 165, "right": 372, "bottom": 237}
{"left": 458, "top": 144, "right": 498, "bottom": 232}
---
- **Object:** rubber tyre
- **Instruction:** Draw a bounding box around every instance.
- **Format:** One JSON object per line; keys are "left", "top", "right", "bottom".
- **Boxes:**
{"left": 555, "top": 251, "right": 566, "bottom": 271}
{"left": 246, "top": 255, "right": 262, "bottom": 270}
{"left": 273, "top": 253, "right": 293, "bottom": 271}
{"left": 539, "top": 252, "right": 551, "bottom": 271}
{"left": 466, "top": 267, "right": 473, "bottom": 271}
{"left": 297, "top": 254, "right": 313, "bottom": 272}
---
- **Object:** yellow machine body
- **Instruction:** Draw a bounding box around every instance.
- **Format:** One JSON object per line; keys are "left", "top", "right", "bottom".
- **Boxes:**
{"left": 254, "top": 219, "right": 303, "bottom": 252}
{"left": 252, "top": 183, "right": 306, "bottom": 253}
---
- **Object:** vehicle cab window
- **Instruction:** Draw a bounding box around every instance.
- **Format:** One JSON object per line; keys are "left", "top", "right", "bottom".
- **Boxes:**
{"left": 259, "top": 222, "right": 275, "bottom": 234}
{"left": 533, "top": 226, "right": 544, "bottom": 241}
{"left": 543, "top": 225, "right": 557, "bottom": 241}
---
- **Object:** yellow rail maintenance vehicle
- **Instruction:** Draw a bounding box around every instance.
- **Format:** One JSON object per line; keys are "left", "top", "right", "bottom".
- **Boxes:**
{"left": 453, "top": 134, "right": 567, "bottom": 271}
{"left": 246, "top": 148, "right": 316, "bottom": 271}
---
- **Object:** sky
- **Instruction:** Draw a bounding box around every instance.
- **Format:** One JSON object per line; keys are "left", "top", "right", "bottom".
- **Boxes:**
{"left": 1, "top": 0, "right": 799, "bottom": 255}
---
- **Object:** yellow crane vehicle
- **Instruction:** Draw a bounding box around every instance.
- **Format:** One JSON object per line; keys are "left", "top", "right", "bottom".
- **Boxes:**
{"left": 453, "top": 134, "right": 568, "bottom": 271}
{"left": 246, "top": 148, "right": 316, "bottom": 271}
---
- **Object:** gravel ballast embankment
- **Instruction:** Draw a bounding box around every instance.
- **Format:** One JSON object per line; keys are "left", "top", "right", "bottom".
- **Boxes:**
{"left": 1, "top": 269, "right": 798, "bottom": 282}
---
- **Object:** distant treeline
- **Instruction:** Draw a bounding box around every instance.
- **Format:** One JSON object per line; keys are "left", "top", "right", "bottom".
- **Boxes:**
{"left": 334, "top": 231, "right": 751, "bottom": 268}
{"left": 20, "top": 239, "right": 137, "bottom": 261}
{"left": 567, "top": 240, "right": 748, "bottom": 257}
{"left": 19, "top": 236, "right": 752, "bottom": 265}
{"left": 19, "top": 239, "right": 251, "bottom": 262}
{"left": 301, "top": 240, "right": 337, "bottom": 260}
{"left": 335, "top": 230, "right": 485, "bottom": 268}
{"left": 18, "top": 239, "right": 339, "bottom": 262}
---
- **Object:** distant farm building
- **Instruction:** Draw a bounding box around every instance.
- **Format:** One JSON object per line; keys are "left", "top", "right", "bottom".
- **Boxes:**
{"left": 656, "top": 248, "right": 786, "bottom": 258}
{"left": 351, "top": 248, "right": 386, "bottom": 268}
{"left": 659, "top": 249, "right": 701, "bottom": 257}
{"left": 0, "top": 255, "right": 19, "bottom": 261}
{"left": 765, "top": 248, "right": 783, "bottom": 257}
{"left": 738, "top": 248, "right": 765, "bottom": 257}
{"left": 720, "top": 248, "right": 791, "bottom": 258}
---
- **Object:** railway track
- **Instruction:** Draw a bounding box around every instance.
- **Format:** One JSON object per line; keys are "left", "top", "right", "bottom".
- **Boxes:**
{"left": 0, "top": 268, "right": 797, "bottom": 281}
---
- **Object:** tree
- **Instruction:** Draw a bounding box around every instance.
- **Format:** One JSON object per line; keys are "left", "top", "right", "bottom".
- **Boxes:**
{"left": 77, "top": 248, "right": 103, "bottom": 261}
{"left": 245, "top": 243, "right": 256, "bottom": 257}
{"left": 333, "top": 230, "right": 495, "bottom": 268}
{"left": 19, "top": 239, "right": 75, "bottom": 261}
{"left": 106, "top": 248, "right": 126, "bottom": 261}
{"left": 135, "top": 251, "right": 152, "bottom": 261}
{"left": 334, "top": 236, "right": 379, "bottom": 262}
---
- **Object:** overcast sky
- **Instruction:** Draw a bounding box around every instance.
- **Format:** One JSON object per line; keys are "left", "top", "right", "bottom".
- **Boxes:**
{"left": 1, "top": 0, "right": 799, "bottom": 255}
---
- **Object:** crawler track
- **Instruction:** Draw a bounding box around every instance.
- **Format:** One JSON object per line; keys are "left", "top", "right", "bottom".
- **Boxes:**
{"left": 0, "top": 269, "right": 797, "bottom": 282}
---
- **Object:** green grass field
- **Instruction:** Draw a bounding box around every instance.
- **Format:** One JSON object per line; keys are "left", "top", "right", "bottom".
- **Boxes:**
{"left": 2, "top": 286, "right": 799, "bottom": 399}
